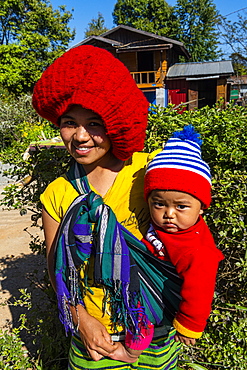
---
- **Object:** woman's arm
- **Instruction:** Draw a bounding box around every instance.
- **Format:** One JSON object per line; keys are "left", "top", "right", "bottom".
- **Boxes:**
{"left": 42, "top": 207, "right": 59, "bottom": 291}
{"left": 41, "top": 207, "right": 115, "bottom": 360}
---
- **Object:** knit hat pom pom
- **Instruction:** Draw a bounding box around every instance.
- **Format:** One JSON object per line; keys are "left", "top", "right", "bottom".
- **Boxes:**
{"left": 172, "top": 125, "right": 202, "bottom": 146}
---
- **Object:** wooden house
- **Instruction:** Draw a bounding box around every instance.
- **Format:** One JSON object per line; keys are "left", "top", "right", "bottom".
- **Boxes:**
{"left": 72, "top": 26, "right": 234, "bottom": 109}
{"left": 166, "top": 61, "right": 234, "bottom": 109}
{"left": 228, "top": 75, "right": 247, "bottom": 106}
{"left": 72, "top": 25, "right": 190, "bottom": 106}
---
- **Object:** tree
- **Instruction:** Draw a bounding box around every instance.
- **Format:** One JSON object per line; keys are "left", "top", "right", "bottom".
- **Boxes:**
{"left": 85, "top": 12, "right": 109, "bottom": 38}
{"left": 218, "top": 10, "right": 247, "bottom": 73}
{"left": 229, "top": 52, "right": 247, "bottom": 76}
{"left": 174, "top": 0, "right": 220, "bottom": 61}
{"left": 0, "top": 0, "right": 75, "bottom": 95}
{"left": 112, "top": 0, "right": 179, "bottom": 39}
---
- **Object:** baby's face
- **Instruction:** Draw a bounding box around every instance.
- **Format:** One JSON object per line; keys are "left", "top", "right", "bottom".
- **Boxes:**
{"left": 148, "top": 190, "right": 203, "bottom": 233}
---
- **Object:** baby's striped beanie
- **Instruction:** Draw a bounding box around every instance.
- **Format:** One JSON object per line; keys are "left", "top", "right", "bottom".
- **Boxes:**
{"left": 144, "top": 125, "right": 212, "bottom": 208}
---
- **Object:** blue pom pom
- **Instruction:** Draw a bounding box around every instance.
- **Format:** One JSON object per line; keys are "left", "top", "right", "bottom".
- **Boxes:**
{"left": 172, "top": 125, "right": 202, "bottom": 146}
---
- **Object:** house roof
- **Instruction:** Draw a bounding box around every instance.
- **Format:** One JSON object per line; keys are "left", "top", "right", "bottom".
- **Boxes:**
{"left": 71, "top": 25, "right": 190, "bottom": 59}
{"left": 166, "top": 61, "right": 234, "bottom": 79}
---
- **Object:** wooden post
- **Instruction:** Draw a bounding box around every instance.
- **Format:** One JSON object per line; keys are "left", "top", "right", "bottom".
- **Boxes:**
{"left": 188, "top": 81, "right": 198, "bottom": 110}
{"left": 217, "top": 78, "right": 227, "bottom": 104}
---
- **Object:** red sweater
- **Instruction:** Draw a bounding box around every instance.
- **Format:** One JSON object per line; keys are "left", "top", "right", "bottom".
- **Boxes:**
{"left": 142, "top": 216, "right": 224, "bottom": 338}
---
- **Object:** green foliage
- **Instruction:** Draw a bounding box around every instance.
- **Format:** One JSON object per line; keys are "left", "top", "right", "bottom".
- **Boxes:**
{"left": 112, "top": 0, "right": 221, "bottom": 61}
{"left": 85, "top": 12, "right": 109, "bottom": 38}
{"left": 0, "top": 100, "right": 247, "bottom": 368}
{"left": 0, "top": 94, "right": 57, "bottom": 149}
{"left": 146, "top": 103, "right": 247, "bottom": 369}
{"left": 0, "top": 328, "right": 35, "bottom": 369}
{"left": 0, "top": 94, "right": 70, "bottom": 214}
{"left": 230, "top": 52, "right": 247, "bottom": 76}
{"left": 174, "top": 0, "right": 220, "bottom": 61}
{"left": 0, "top": 0, "right": 75, "bottom": 95}
{"left": 0, "top": 290, "right": 37, "bottom": 369}
{"left": 0, "top": 286, "right": 69, "bottom": 369}
{"left": 219, "top": 10, "right": 247, "bottom": 64}
{"left": 112, "top": 0, "right": 179, "bottom": 39}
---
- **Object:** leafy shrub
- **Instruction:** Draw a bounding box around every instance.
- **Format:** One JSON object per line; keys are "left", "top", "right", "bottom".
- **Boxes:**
{"left": 0, "top": 290, "right": 37, "bottom": 370}
{"left": 0, "top": 100, "right": 246, "bottom": 369}
{"left": 0, "top": 95, "right": 58, "bottom": 149}
{"left": 146, "top": 103, "right": 247, "bottom": 370}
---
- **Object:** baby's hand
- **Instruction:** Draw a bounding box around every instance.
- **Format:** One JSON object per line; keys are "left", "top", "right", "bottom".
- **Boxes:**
{"left": 107, "top": 342, "right": 140, "bottom": 363}
{"left": 175, "top": 332, "right": 196, "bottom": 346}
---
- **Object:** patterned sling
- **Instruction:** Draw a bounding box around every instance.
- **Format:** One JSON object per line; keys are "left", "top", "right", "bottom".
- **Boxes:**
{"left": 55, "top": 161, "right": 182, "bottom": 336}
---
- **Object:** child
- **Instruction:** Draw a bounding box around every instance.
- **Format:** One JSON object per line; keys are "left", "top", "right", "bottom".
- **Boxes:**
{"left": 142, "top": 125, "right": 224, "bottom": 345}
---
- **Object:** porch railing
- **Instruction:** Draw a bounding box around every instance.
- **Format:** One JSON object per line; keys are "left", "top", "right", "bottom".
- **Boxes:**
{"left": 130, "top": 71, "right": 158, "bottom": 85}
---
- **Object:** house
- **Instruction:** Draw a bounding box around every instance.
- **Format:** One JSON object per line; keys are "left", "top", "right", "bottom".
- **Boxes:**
{"left": 227, "top": 75, "right": 247, "bottom": 106}
{"left": 72, "top": 25, "right": 234, "bottom": 109}
{"left": 71, "top": 25, "right": 190, "bottom": 106}
{"left": 166, "top": 61, "right": 234, "bottom": 110}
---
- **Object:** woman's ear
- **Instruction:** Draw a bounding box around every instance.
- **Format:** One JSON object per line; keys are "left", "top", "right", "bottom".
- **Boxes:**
{"left": 199, "top": 209, "right": 204, "bottom": 215}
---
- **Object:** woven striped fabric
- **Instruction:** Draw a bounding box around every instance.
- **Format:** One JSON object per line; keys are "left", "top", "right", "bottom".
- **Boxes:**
{"left": 68, "top": 328, "right": 181, "bottom": 370}
{"left": 55, "top": 190, "right": 182, "bottom": 336}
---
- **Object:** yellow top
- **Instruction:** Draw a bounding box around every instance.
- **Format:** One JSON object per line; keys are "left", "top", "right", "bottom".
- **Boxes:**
{"left": 40, "top": 151, "right": 159, "bottom": 332}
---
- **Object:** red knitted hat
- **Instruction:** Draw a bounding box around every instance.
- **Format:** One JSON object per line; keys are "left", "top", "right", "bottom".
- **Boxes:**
{"left": 144, "top": 125, "right": 212, "bottom": 208}
{"left": 32, "top": 45, "right": 149, "bottom": 161}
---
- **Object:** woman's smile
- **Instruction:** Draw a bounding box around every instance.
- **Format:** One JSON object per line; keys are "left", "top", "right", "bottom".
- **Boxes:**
{"left": 59, "top": 105, "right": 113, "bottom": 168}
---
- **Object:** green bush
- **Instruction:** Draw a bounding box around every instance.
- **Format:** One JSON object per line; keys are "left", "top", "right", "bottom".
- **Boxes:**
{"left": 0, "top": 99, "right": 246, "bottom": 369}
{"left": 146, "top": 103, "right": 247, "bottom": 370}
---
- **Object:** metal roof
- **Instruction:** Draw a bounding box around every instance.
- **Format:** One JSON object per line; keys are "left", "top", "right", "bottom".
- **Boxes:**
{"left": 167, "top": 61, "right": 234, "bottom": 78}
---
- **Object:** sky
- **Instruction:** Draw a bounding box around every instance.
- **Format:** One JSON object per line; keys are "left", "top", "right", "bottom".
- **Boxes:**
{"left": 49, "top": 0, "right": 247, "bottom": 56}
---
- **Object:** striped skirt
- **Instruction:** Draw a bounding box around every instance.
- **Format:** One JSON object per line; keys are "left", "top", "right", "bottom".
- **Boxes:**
{"left": 68, "top": 328, "right": 181, "bottom": 370}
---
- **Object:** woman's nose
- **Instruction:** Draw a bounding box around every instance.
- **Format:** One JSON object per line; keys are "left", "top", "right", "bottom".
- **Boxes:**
{"left": 74, "top": 126, "right": 90, "bottom": 141}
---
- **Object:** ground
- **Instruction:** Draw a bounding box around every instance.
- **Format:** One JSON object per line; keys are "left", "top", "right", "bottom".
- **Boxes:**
{"left": 0, "top": 177, "right": 46, "bottom": 352}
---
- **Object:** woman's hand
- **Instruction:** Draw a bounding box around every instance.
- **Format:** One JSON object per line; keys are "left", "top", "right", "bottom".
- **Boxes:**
{"left": 70, "top": 305, "right": 115, "bottom": 361}
{"left": 107, "top": 342, "right": 140, "bottom": 363}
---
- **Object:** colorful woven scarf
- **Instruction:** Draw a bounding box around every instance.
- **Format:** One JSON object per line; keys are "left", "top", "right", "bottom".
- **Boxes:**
{"left": 55, "top": 161, "right": 182, "bottom": 335}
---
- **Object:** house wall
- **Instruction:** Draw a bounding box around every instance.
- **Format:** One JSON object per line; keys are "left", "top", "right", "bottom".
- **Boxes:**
{"left": 188, "top": 81, "right": 198, "bottom": 110}
{"left": 166, "top": 79, "right": 188, "bottom": 106}
{"left": 118, "top": 52, "right": 137, "bottom": 72}
{"left": 155, "top": 50, "right": 167, "bottom": 84}
{"left": 217, "top": 78, "right": 227, "bottom": 102}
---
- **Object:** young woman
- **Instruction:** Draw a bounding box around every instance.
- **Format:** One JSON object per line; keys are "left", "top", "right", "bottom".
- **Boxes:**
{"left": 32, "top": 45, "right": 181, "bottom": 369}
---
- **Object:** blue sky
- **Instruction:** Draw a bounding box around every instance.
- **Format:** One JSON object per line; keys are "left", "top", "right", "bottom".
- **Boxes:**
{"left": 50, "top": 0, "right": 247, "bottom": 56}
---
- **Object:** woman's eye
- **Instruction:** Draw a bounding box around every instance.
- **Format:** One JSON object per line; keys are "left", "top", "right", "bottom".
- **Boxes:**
{"left": 89, "top": 121, "right": 103, "bottom": 127}
{"left": 61, "top": 120, "right": 76, "bottom": 127}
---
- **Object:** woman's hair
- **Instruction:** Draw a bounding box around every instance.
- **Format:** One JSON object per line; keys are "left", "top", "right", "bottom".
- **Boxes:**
{"left": 32, "top": 45, "right": 149, "bottom": 161}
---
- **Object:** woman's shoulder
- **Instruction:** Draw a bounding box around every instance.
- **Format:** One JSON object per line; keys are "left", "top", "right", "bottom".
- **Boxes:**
{"left": 129, "top": 149, "right": 162, "bottom": 167}
{"left": 40, "top": 174, "right": 79, "bottom": 222}
{"left": 44, "top": 174, "right": 71, "bottom": 190}
{"left": 41, "top": 175, "right": 74, "bottom": 199}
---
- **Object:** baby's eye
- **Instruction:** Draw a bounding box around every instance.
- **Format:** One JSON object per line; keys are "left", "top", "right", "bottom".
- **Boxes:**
{"left": 177, "top": 205, "right": 188, "bottom": 210}
{"left": 153, "top": 201, "right": 164, "bottom": 208}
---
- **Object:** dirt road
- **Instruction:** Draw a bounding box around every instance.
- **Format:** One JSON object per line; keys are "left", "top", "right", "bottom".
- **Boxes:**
{"left": 0, "top": 181, "right": 46, "bottom": 334}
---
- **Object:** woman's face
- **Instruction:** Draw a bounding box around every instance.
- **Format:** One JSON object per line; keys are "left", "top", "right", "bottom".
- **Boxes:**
{"left": 60, "top": 105, "right": 112, "bottom": 168}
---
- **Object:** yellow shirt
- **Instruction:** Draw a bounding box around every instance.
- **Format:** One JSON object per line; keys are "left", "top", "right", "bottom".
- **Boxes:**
{"left": 40, "top": 151, "right": 158, "bottom": 332}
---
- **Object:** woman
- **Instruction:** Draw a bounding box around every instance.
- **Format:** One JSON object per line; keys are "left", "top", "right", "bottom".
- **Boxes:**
{"left": 32, "top": 45, "right": 181, "bottom": 369}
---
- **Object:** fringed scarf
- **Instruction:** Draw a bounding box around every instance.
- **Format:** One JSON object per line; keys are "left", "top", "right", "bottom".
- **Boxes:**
{"left": 55, "top": 161, "right": 182, "bottom": 336}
